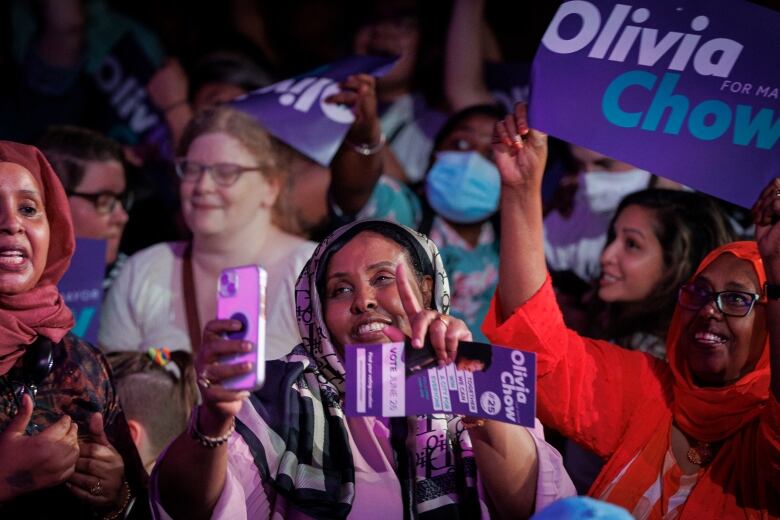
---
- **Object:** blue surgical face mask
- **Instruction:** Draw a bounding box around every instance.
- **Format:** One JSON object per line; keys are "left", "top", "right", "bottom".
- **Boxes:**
{"left": 425, "top": 151, "right": 501, "bottom": 224}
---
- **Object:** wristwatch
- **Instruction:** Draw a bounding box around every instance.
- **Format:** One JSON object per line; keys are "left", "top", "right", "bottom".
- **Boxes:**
{"left": 765, "top": 282, "right": 780, "bottom": 300}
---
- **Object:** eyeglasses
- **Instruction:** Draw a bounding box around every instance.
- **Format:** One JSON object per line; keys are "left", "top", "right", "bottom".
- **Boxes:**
{"left": 67, "top": 190, "right": 134, "bottom": 215}
{"left": 678, "top": 283, "right": 761, "bottom": 317}
{"left": 174, "top": 159, "right": 262, "bottom": 187}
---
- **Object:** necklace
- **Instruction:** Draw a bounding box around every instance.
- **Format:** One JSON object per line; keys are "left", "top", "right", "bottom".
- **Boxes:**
{"left": 686, "top": 441, "right": 714, "bottom": 465}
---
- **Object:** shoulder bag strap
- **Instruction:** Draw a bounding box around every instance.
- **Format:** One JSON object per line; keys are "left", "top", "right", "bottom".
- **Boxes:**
{"left": 182, "top": 243, "right": 202, "bottom": 354}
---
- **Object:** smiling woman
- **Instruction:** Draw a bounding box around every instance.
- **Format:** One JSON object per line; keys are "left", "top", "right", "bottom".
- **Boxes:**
{"left": 592, "top": 189, "right": 737, "bottom": 358}
{"left": 674, "top": 250, "right": 767, "bottom": 387}
{"left": 487, "top": 103, "right": 780, "bottom": 519}
{"left": 151, "top": 219, "right": 575, "bottom": 519}
{"left": 323, "top": 232, "right": 428, "bottom": 348}
{"left": 99, "top": 106, "right": 316, "bottom": 360}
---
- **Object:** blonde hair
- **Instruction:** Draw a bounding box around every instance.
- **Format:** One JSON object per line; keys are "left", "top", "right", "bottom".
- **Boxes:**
{"left": 178, "top": 106, "right": 300, "bottom": 234}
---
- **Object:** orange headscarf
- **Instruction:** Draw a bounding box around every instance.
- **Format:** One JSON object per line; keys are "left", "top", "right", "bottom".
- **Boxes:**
{"left": 0, "top": 141, "right": 75, "bottom": 374}
{"left": 598, "top": 241, "right": 775, "bottom": 518}
{"left": 668, "top": 241, "right": 770, "bottom": 441}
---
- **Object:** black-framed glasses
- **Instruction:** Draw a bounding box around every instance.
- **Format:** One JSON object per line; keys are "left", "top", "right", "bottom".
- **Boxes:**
{"left": 174, "top": 159, "right": 262, "bottom": 187}
{"left": 67, "top": 190, "right": 134, "bottom": 215}
{"left": 678, "top": 283, "right": 761, "bottom": 317}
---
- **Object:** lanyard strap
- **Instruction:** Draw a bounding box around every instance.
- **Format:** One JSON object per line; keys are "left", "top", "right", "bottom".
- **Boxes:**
{"left": 182, "top": 243, "right": 202, "bottom": 354}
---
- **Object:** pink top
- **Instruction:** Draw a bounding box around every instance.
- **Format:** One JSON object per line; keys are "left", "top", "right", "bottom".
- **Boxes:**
{"left": 152, "top": 409, "right": 574, "bottom": 518}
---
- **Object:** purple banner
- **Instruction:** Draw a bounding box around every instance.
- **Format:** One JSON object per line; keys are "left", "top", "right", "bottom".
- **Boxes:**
{"left": 58, "top": 239, "right": 106, "bottom": 344}
{"left": 231, "top": 55, "right": 397, "bottom": 166}
{"left": 345, "top": 341, "right": 536, "bottom": 427}
{"left": 529, "top": 0, "right": 780, "bottom": 208}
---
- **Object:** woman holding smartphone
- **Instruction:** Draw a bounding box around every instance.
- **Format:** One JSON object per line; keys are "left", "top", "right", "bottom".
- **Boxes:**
{"left": 151, "top": 219, "right": 575, "bottom": 519}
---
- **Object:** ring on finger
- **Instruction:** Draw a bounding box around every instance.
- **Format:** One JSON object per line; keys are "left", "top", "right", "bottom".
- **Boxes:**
{"left": 90, "top": 479, "right": 103, "bottom": 497}
{"left": 197, "top": 370, "right": 213, "bottom": 389}
{"left": 437, "top": 315, "right": 449, "bottom": 327}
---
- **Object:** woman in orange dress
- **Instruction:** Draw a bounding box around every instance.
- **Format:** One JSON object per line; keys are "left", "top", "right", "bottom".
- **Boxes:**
{"left": 482, "top": 104, "right": 779, "bottom": 519}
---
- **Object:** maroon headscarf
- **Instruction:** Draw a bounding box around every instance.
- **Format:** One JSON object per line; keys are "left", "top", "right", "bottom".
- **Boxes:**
{"left": 0, "top": 141, "right": 75, "bottom": 375}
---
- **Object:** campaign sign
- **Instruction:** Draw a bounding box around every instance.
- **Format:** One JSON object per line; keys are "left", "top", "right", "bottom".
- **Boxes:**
{"left": 91, "top": 33, "right": 162, "bottom": 144}
{"left": 529, "top": 0, "right": 780, "bottom": 208}
{"left": 231, "top": 55, "right": 397, "bottom": 166}
{"left": 58, "top": 239, "right": 106, "bottom": 344}
{"left": 345, "top": 340, "right": 536, "bottom": 427}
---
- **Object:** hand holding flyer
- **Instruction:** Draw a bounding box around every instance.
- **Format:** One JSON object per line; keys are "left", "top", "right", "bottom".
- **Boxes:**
{"left": 344, "top": 261, "right": 536, "bottom": 426}
{"left": 345, "top": 340, "right": 536, "bottom": 427}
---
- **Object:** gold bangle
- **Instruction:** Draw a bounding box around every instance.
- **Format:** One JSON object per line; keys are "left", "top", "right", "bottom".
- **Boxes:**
{"left": 102, "top": 479, "right": 132, "bottom": 520}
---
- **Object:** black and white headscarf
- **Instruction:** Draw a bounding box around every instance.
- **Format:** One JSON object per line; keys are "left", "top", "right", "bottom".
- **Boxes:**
{"left": 236, "top": 220, "right": 482, "bottom": 519}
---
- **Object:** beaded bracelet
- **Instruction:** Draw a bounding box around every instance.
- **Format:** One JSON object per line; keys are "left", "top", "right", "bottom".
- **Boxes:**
{"left": 344, "top": 133, "right": 386, "bottom": 156}
{"left": 188, "top": 405, "right": 235, "bottom": 448}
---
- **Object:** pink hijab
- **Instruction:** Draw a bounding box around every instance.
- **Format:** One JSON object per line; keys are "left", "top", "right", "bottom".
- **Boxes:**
{"left": 0, "top": 141, "right": 74, "bottom": 374}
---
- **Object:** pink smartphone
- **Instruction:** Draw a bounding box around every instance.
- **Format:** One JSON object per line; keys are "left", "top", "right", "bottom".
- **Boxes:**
{"left": 216, "top": 264, "right": 267, "bottom": 391}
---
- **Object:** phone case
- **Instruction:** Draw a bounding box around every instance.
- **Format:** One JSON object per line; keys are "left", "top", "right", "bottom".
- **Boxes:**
{"left": 216, "top": 264, "right": 267, "bottom": 391}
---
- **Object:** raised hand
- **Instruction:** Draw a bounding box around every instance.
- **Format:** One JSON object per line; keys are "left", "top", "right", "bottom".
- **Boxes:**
{"left": 752, "top": 178, "right": 780, "bottom": 275}
{"left": 67, "top": 413, "right": 126, "bottom": 509}
{"left": 147, "top": 58, "right": 189, "bottom": 112}
{"left": 326, "top": 74, "right": 382, "bottom": 145}
{"left": 384, "top": 263, "right": 473, "bottom": 365}
{"left": 0, "top": 394, "right": 79, "bottom": 502}
{"left": 194, "top": 319, "right": 253, "bottom": 432}
{"left": 492, "top": 103, "right": 548, "bottom": 190}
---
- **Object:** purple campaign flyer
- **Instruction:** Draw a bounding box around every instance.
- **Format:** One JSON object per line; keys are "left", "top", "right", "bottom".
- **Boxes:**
{"left": 529, "top": 0, "right": 780, "bottom": 208}
{"left": 345, "top": 341, "right": 536, "bottom": 427}
{"left": 231, "top": 55, "right": 397, "bottom": 166}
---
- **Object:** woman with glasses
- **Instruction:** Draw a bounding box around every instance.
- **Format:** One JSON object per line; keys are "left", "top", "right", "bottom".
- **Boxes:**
{"left": 0, "top": 141, "right": 147, "bottom": 518}
{"left": 99, "top": 106, "right": 316, "bottom": 360}
{"left": 482, "top": 104, "right": 779, "bottom": 518}
{"left": 560, "top": 189, "right": 737, "bottom": 493}
{"left": 38, "top": 126, "right": 133, "bottom": 285}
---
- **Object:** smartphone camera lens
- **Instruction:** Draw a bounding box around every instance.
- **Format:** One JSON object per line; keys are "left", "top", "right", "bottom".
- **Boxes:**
{"left": 219, "top": 271, "right": 239, "bottom": 297}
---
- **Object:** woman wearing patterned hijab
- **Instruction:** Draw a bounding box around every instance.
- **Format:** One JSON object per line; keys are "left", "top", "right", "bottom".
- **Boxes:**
{"left": 152, "top": 219, "right": 574, "bottom": 519}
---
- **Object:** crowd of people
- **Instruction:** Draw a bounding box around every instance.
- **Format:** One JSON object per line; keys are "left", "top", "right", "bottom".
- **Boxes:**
{"left": 0, "top": 1, "right": 777, "bottom": 519}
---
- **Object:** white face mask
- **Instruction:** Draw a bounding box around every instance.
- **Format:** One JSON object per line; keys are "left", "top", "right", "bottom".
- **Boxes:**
{"left": 581, "top": 169, "right": 651, "bottom": 213}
